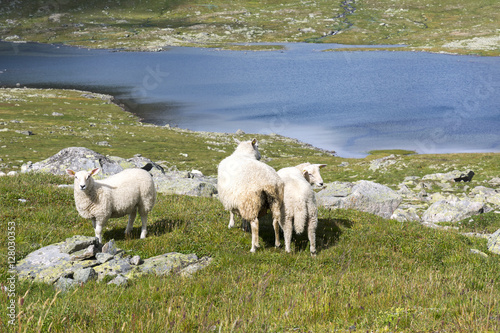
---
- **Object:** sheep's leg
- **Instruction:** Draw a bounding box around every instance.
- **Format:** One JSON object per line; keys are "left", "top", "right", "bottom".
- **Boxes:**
{"left": 125, "top": 209, "right": 137, "bottom": 237}
{"left": 94, "top": 222, "right": 103, "bottom": 244}
{"left": 139, "top": 212, "right": 148, "bottom": 239}
{"left": 228, "top": 211, "right": 235, "bottom": 228}
{"left": 308, "top": 215, "right": 318, "bottom": 257}
{"left": 249, "top": 218, "right": 260, "bottom": 253}
{"left": 283, "top": 216, "right": 293, "bottom": 253}
{"left": 271, "top": 201, "right": 283, "bottom": 248}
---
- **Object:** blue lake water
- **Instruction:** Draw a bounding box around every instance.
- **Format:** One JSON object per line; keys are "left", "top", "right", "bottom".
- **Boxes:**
{"left": 0, "top": 41, "right": 499, "bottom": 157}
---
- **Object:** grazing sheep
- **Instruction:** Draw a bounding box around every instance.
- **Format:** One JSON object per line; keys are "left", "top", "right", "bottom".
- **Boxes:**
{"left": 217, "top": 139, "right": 285, "bottom": 252}
{"left": 277, "top": 163, "right": 326, "bottom": 255}
{"left": 66, "top": 167, "right": 156, "bottom": 243}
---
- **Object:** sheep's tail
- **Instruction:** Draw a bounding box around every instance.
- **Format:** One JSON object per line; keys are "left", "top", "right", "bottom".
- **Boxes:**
{"left": 293, "top": 205, "right": 307, "bottom": 234}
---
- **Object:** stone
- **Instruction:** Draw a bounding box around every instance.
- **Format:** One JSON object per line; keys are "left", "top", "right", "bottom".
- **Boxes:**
{"left": 73, "top": 267, "right": 97, "bottom": 283}
{"left": 422, "top": 198, "right": 485, "bottom": 223}
{"left": 140, "top": 252, "right": 199, "bottom": 276}
{"left": 179, "top": 256, "right": 213, "bottom": 278}
{"left": 390, "top": 207, "right": 421, "bottom": 222}
{"left": 61, "top": 235, "right": 99, "bottom": 254}
{"left": 469, "top": 186, "right": 500, "bottom": 207}
{"left": 71, "top": 244, "right": 97, "bottom": 261}
{"left": 108, "top": 274, "right": 129, "bottom": 286}
{"left": 343, "top": 181, "right": 402, "bottom": 219}
{"left": 102, "top": 239, "right": 118, "bottom": 255}
{"left": 422, "top": 170, "right": 472, "bottom": 182}
{"left": 369, "top": 154, "right": 397, "bottom": 171}
{"left": 488, "top": 177, "right": 500, "bottom": 187}
{"left": 55, "top": 277, "right": 78, "bottom": 292}
{"left": 96, "top": 252, "right": 114, "bottom": 264}
{"left": 130, "top": 255, "right": 143, "bottom": 266}
{"left": 93, "top": 257, "right": 135, "bottom": 280}
{"left": 487, "top": 229, "right": 500, "bottom": 255}
{"left": 470, "top": 249, "right": 488, "bottom": 258}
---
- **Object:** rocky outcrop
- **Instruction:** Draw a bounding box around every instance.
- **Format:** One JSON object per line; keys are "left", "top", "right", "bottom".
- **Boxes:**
{"left": 21, "top": 147, "right": 217, "bottom": 197}
{"left": 317, "top": 180, "right": 402, "bottom": 219}
{"left": 421, "top": 198, "right": 485, "bottom": 223}
{"left": 488, "top": 229, "right": 500, "bottom": 255}
{"left": 16, "top": 235, "right": 212, "bottom": 291}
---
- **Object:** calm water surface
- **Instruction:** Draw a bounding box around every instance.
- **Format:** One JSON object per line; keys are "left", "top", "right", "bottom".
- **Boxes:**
{"left": 0, "top": 41, "right": 498, "bottom": 157}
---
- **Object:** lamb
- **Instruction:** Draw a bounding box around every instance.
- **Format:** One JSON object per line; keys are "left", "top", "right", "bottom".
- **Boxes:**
{"left": 217, "top": 139, "right": 285, "bottom": 252}
{"left": 66, "top": 167, "right": 157, "bottom": 243}
{"left": 277, "top": 163, "right": 326, "bottom": 256}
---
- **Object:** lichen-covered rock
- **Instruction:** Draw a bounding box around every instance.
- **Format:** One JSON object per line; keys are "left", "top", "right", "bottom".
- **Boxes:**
{"left": 470, "top": 186, "right": 500, "bottom": 207}
{"left": 422, "top": 170, "right": 472, "bottom": 182}
{"left": 55, "top": 277, "right": 78, "bottom": 292}
{"left": 140, "top": 252, "right": 199, "bottom": 276}
{"left": 108, "top": 274, "right": 129, "bottom": 286}
{"left": 390, "top": 207, "right": 421, "bottom": 222}
{"left": 16, "top": 235, "right": 212, "bottom": 288}
{"left": 487, "top": 229, "right": 500, "bottom": 255}
{"left": 422, "top": 198, "right": 485, "bottom": 223}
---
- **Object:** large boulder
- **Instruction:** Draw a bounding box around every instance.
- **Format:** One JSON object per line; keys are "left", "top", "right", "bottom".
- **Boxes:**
{"left": 318, "top": 180, "right": 402, "bottom": 219}
{"left": 21, "top": 147, "right": 218, "bottom": 197}
{"left": 422, "top": 198, "right": 485, "bottom": 223}
{"left": 469, "top": 186, "right": 500, "bottom": 207}
{"left": 422, "top": 170, "right": 473, "bottom": 182}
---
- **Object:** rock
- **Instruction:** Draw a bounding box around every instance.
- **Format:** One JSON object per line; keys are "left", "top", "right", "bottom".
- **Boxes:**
{"left": 130, "top": 255, "right": 143, "bottom": 266}
{"left": 96, "top": 252, "right": 114, "bottom": 264}
{"left": 52, "top": 112, "right": 64, "bottom": 116}
{"left": 16, "top": 130, "right": 34, "bottom": 136}
{"left": 108, "top": 274, "right": 129, "bottom": 286}
{"left": 155, "top": 176, "right": 217, "bottom": 197}
{"left": 235, "top": 129, "right": 245, "bottom": 135}
{"left": 338, "top": 162, "right": 349, "bottom": 167}
{"left": 422, "top": 198, "right": 485, "bottom": 223}
{"left": 55, "top": 277, "right": 78, "bottom": 292}
{"left": 102, "top": 239, "right": 118, "bottom": 255}
{"left": 140, "top": 252, "right": 199, "bottom": 276}
{"left": 93, "top": 257, "right": 135, "bottom": 280}
{"left": 369, "top": 154, "right": 397, "bottom": 171}
{"left": 179, "top": 256, "right": 213, "bottom": 277}
{"left": 488, "top": 177, "right": 500, "bottom": 187}
{"left": 390, "top": 207, "right": 421, "bottom": 222}
{"left": 470, "top": 249, "right": 488, "bottom": 258}
{"left": 487, "top": 229, "right": 500, "bottom": 255}
{"left": 73, "top": 267, "right": 97, "bottom": 283}
{"left": 70, "top": 244, "right": 97, "bottom": 261}
{"left": 344, "top": 181, "right": 402, "bottom": 219}
{"left": 61, "top": 235, "right": 99, "bottom": 254}
{"left": 422, "top": 170, "right": 472, "bottom": 182}
{"left": 469, "top": 186, "right": 500, "bottom": 207}
{"left": 21, "top": 147, "right": 123, "bottom": 177}
{"left": 318, "top": 181, "right": 402, "bottom": 219}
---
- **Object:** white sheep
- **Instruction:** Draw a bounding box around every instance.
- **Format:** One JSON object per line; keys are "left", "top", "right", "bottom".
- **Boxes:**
{"left": 217, "top": 139, "right": 285, "bottom": 252}
{"left": 277, "top": 163, "right": 326, "bottom": 256}
{"left": 66, "top": 167, "right": 156, "bottom": 243}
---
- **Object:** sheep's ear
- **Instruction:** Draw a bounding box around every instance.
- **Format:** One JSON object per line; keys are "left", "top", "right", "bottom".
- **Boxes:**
{"left": 302, "top": 169, "right": 309, "bottom": 177}
{"left": 66, "top": 169, "right": 75, "bottom": 177}
{"left": 317, "top": 164, "right": 327, "bottom": 169}
{"left": 90, "top": 168, "right": 100, "bottom": 177}
{"left": 251, "top": 138, "right": 257, "bottom": 146}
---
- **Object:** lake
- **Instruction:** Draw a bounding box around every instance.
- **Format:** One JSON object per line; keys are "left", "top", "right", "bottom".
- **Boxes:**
{"left": 0, "top": 41, "right": 498, "bottom": 157}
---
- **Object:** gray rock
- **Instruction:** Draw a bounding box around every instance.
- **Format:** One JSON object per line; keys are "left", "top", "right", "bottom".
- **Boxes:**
{"left": 70, "top": 244, "right": 97, "bottom": 261}
{"left": 130, "top": 255, "right": 143, "bottom": 266}
{"left": 55, "top": 277, "right": 78, "bottom": 292}
{"left": 422, "top": 198, "right": 485, "bottom": 223}
{"left": 369, "top": 154, "right": 397, "bottom": 171}
{"left": 488, "top": 177, "right": 500, "bottom": 187}
{"left": 487, "top": 229, "right": 500, "bottom": 255}
{"left": 179, "top": 256, "right": 213, "bottom": 278}
{"left": 61, "top": 235, "right": 99, "bottom": 254}
{"left": 470, "top": 249, "right": 488, "bottom": 258}
{"left": 140, "top": 252, "right": 199, "bottom": 276}
{"left": 390, "top": 207, "right": 421, "bottom": 222}
{"left": 93, "top": 257, "right": 135, "bottom": 280}
{"left": 422, "top": 170, "right": 471, "bottom": 182}
{"left": 102, "top": 239, "right": 118, "bottom": 255}
{"left": 96, "top": 252, "right": 114, "bottom": 264}
{"left": 21, "top": 147, "right": 123, "bottom": 177}
{"left": 107, "top": 274, "right": 129, "bottom": 286}
{"left": 470, "top": 186, "right": 500, "bottom": 207}
{"left": 73, "top": 267, "right": 97, "bottom": 283}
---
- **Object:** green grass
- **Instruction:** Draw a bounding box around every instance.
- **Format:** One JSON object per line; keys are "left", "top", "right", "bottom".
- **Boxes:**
{"left": 1, "top": 87, "right": 500, "bottom": 331}
{"left": 0, "top": 0, "right": 498, "bottom": 55}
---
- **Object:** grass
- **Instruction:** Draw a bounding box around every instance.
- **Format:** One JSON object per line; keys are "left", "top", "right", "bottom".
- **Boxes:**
{"left": 1, "top": 88, "right": 500, "bottom": 331}
{"left": 0, "top": 0, "right": 498, "bottom": 55}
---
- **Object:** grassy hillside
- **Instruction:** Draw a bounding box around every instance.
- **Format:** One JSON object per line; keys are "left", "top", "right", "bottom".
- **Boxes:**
{"left": 0, "top": 0, "right": 498, "bottom": 55}
{"left": 1, "top": 88, "right": 500, "bottom": 331}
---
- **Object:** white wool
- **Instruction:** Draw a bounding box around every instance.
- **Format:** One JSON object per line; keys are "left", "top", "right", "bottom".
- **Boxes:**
{"left": 67, "top": 167, "right": 156, "bottom": 243}
{"left": 217, "top": 139, "right": 284, "bottom": 252}
{"left": 277, "top": 163, "right": 326, "bottom": 256}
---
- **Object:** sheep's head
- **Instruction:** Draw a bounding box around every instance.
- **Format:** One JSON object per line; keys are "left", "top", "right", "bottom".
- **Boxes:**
{"left": 299, "top": 163, "right": 327, "bottom": 187}
{"left": 66, "top": 168, "right": 100, "bottom": 191}
{"left": 235, "top": 138, "right": 261, "bottom": 160}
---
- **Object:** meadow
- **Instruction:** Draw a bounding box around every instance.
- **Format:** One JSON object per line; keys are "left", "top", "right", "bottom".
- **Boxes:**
{"left": 1, "top": 88, "right": 500, "bottom": 331}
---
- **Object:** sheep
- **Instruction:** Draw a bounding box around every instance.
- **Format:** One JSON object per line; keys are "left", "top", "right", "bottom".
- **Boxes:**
{"left": 217, "top": 138, "right": 285, "bottom": 252}
{"left": 277, "top": 163, "right": 326, "bottom": 256}
{"left": 66, "top": 167, "right": 156, "bottom": 243}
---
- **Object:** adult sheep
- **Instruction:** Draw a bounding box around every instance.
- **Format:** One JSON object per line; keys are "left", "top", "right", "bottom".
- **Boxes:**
{"left": 66, "top": 167, "right": 156, "bottom": 243}
{"left": 217, "top": 139, "right": 284, "bottom": 252}
{"left": 277, "top": 163, "right": 326, "bottom": 256}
